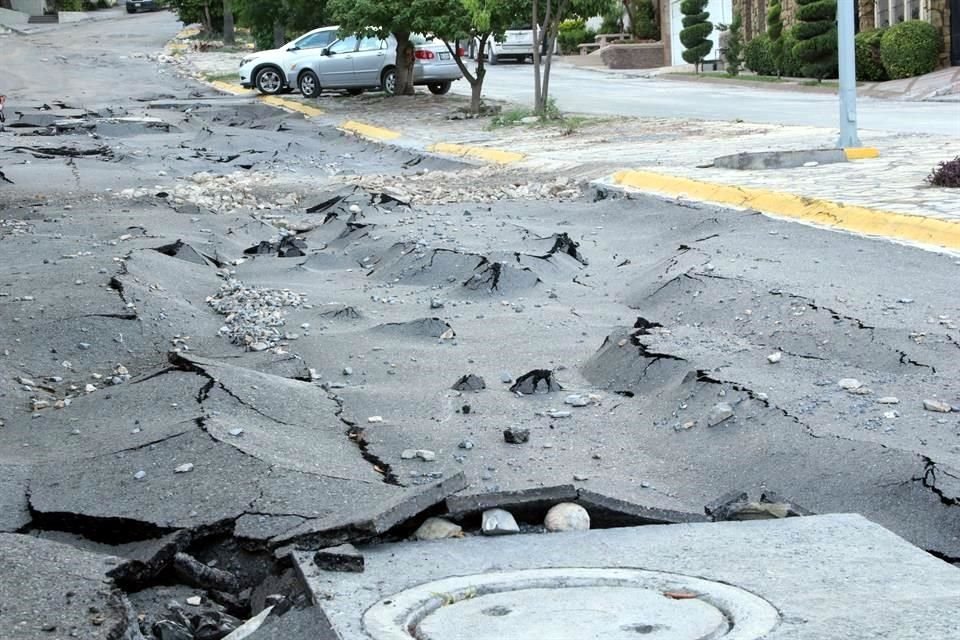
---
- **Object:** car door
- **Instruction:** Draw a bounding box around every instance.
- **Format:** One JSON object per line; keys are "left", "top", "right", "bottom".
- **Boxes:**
{"left": 351, "top": 36, "right": 388, "bottom": 87}
{"left": 317, "top": 36, "right": 358, "bottom": 88}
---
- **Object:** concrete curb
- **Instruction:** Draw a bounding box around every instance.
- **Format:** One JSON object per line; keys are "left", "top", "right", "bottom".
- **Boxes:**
{"left": 606, "top": 169, "right": 960, "bottom": 252}
{"left": 203, "top": 81, "right": 525, "bottom": 164}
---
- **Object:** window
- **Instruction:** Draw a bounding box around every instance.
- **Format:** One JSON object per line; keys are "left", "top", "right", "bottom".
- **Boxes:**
{"left": 358, "top": 36, "right": 384, "bottom": 52}
{"left": 328, "top": 36, "right": 358, "bottom": 54}
{"left": 296, "top": 31, "right": 334, "bottom": 49}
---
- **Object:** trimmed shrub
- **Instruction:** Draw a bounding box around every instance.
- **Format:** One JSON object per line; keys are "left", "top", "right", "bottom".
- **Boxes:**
{"left": 767, "top": 0, "right": 784, "bottom": 75}
{"left": 558, "top": 19, "right": 593, "bottom": 55}
{"left": 724, "top": 12, "right": 743, "bottom": 76}
{"left": 793, "top": 0, "right": 837, "bottom": 80}
{"left": 744, "top": 34, "right": 775, "bottom": 75}
{"left": 680, "top": 0, "right": 714, "bottom": 70}
{"left": 880, "top": 20, "right": 941, "bottom": 80}
{"left": 855, "top": 28, "right": 888, "bottom": 81}
{"left": 780, "top": 28, "right": 803, "bottom": 76}
{"left": 927, "top": 157, "right": 960, "bottom": 188}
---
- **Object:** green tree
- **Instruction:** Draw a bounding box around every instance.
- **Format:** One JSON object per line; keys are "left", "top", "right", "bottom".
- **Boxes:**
{"left": 623, "top": 0, "right": 658, "bottom": 39}
{"left": 793, "top": 0, "right": 837, "bottom": 81}
{"left": 329, "top": 0, "right": 447, "bottom": 96}
{"left": 679, "top": 0, "right": 712, "bottom": 72}
{"left": 766, "top": 0, "right": 784, "bottom": 76}
{"left": 167, "top": 0, "right": 223, "bottom": 34}
{"left": 432, "top": 0, "right": 530, "bottom": 114}
{"left": 223, "top": 0, "right": 235, "bottom": 44}
{"left": 724, "top": 12, "right": 742, "bottom": 76}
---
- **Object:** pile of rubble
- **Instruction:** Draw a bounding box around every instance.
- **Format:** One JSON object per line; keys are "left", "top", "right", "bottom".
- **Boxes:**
{"left": 206, "top": 278, "right": 307, "bottom": 351}
{"left": 118, "top": 171, "right": 299, "bottom": 214}
{"left": 343, "top": 166, "right": 582, "bottom": 205}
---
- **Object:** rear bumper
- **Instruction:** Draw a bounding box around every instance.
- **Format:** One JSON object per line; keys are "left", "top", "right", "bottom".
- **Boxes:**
{"left": 495, "top": 43, "right": 534, "bottom": 56}
{"left": 414, "top": 68, "right": 462, "bottom": 83}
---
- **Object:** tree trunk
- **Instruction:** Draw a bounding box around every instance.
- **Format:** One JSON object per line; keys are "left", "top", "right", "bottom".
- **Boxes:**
{"left": 222, "top": 0, "right": 235, "bottom": 45}
{"left": 532, "top": 0, "right": 544, "bottom": 113}
{"left": 203, "top": 2, "right": 212, "bottom": 34}
{"left": 393, "top": 32, "right": 416, "bottom": 96}
{"left": 273, "top": 22, "right": 286, "bottom": 49}
{"left": 540, "top": 0, "right": 567, "bottom": 116}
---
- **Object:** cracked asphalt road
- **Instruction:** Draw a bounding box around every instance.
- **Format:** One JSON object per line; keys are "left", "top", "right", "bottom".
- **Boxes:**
{"left": 1, "top": 10, "right": 959, "bottom": 640}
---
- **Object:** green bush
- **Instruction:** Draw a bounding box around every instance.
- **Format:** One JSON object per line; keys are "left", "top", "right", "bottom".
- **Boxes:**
{"left": 855, "top": 28, "right": 888, "bottom": 81}
{"left": 744, "top": 34, "right": 775, "bottom": 75}
{"left": 558, "top": 19, "right": 594, "bottom": 55}
{"left": 680, "top": 0, "right": 714, "bottom": 69}
{"left": 780, "top": 27, "right": 803, "bottom": 76}
{"left": 56, "top": 0, "right": 84, "bottom": 10}
{"left": 628, "top": 0, "right": 659, "bottom": 40}
{"left": 880, "top": 20, "right": 941, "bottom": 79}
{"left": 793, "top": 0, "right": 837, "bottom": 80}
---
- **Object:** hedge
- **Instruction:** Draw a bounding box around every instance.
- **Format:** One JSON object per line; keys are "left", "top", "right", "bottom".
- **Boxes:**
{"left": 880, "top": 20, "right": 941, "bottom": 80}
{"left": 855, "top": 28, "right": 888, "bottom": 81}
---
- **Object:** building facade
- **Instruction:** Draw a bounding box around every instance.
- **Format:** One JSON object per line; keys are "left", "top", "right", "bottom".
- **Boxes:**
{"left": 732, "top": 0, "right": 957, "bottom": 66}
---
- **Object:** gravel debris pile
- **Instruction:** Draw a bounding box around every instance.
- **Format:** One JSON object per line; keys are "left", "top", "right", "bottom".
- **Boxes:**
{"left": 344, "top": 166, "right": 582, "bottom": 204}
{"left": 207, "top": 278, "right": 306, "bottom": 350}
{"left": 118, "top": 171, "right": 299, "bottom": 214}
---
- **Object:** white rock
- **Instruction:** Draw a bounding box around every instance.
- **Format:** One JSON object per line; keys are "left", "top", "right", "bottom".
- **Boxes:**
{"left": 548, "top": 410, "right": 572, "bottom": 419}
{"left": 413, "top": 517, "right": 462, "bottom": 540}
{"left": 174, "top": 463, "right": 195, "bottom": 473}
{"left": 482, "top": 508, "right": 520, "bottom": 536}
{"left": 767, "top": 352, "right": 782, "bottom": 364}
{"left": 838, "top": 378, "right": 862, "bottom": 390}
{"left": 16, "top": 377, "right": 35, "bottom": 386}
{"left": 923, "top": 399, "right": 953, "bottom": 413}
{"left": 185, "top": 596, "right": 202, "bottom": 606}
{"left": 707, "top": 402, "right": 734, "bottom": 427}
{"left": 544, "top": 503, "right": 590, "bottom": 532}
{"left": 134, "top": 470, "right": 147, "bottom": 480}
{"left": 876, "top": 397, "right": 900, "bottom": 404}
{"left": 367, "top": 416, "right": 383, "bottom": 423}
{"left": 228, "top": 428, "right": 244, "bottom": 437}
{"left": 401, "top": 449, "right": 436, "bottom": 461}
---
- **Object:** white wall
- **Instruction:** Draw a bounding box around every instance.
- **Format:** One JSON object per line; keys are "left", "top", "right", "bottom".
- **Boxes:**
{"left": 10, "top": 0, "right": 44, "bottom": 16}
{"left": 669, "top": 0, "right": 732, "bottom": 66}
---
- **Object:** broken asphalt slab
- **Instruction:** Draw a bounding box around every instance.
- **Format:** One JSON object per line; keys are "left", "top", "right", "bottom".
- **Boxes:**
{"left": 296, "top": 514, "right": 960, "bottom": 639}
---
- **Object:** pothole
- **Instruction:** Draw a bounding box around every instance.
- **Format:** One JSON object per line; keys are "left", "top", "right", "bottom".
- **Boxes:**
{"left": 363, "top": 568, "right": 780, "bottom": 640}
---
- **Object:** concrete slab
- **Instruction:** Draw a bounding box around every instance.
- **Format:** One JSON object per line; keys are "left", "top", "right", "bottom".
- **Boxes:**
{"left": 305, "top": 514, "right": 960, "bottom": 639}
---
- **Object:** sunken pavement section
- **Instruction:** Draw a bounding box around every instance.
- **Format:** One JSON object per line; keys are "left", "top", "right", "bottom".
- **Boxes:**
{"left": 1, "top": 85, "right": 960, "bottom": 638}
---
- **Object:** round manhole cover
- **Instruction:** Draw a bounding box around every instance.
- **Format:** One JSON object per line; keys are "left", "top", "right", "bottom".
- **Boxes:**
{"left": 363, "top": 568, "right": 779, "bottom": 640}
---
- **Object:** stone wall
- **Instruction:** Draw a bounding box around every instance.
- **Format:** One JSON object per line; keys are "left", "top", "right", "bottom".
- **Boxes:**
{"left": 600, "top": 42, "right": 667, "bottom": 68}
{"left": 926, "top": 0, "right": 951, "bottom": 65}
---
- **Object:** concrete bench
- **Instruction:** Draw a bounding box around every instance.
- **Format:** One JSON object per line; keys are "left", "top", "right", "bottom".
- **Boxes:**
{"left": 594, "top": 33, "right": 631, "bottom": 47}
{"left": 578, "top": 42, "right": 602, "bottom": 55}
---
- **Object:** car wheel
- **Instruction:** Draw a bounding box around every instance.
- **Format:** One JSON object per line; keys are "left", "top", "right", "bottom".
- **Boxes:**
{"left": 126, "top": 5, "right": 135, "bottom": 12}
{"left": 255, "top": 66, "right": 284, "bottom": 95}
{"left": 487, "top": 47, "right": 498, "bottom": 66}
{"left": 347, "top": 88, "right": 364, "bottom": 96}
{"left": 428, "top": 82, "right": 451, "bottom": 96}
{"left": 298, "top": 70, "right": 321, "bottom": 98}
{"left": 381, "top": 68, "right": 397, "bottom": 96}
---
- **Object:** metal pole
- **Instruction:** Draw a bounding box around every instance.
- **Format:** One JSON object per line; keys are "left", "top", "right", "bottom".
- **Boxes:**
{"left": 837, "top": 0, "right": 861, "bottom": 148}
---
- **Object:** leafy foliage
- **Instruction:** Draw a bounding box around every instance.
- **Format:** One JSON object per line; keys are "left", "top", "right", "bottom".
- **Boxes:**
{"left": 792, "top": 0, "right": 837, "bottom": 81}
{"left": 766, "top": 0, "right": 784, "bottom": 75}
{"left": 854, "top": 28, "right": 887, "bottom": 81}
{"left": 744, "top": 33, "right": 775, "bottom": 74}
{"left": 679, "top": 0, "right": 713, "bottom": 70}
{"left": 927, "top": 156, "right": 960, "bottom": 188}
{"left": 624, "top": 0, "right": 658, "bottom": 39}
{"left": 724, "top": 12, "right": 743, "bottom": 76}
{"left": 880, "top": 20, "right": 941, "bottom": 80}
{"left": 558, "top": 18, "right": 594, "bottom": 54}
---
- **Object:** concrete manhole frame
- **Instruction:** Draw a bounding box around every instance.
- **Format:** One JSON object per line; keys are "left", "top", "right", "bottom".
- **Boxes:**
{"left": 363, "top": 567, "right": 781, "bottom": 640}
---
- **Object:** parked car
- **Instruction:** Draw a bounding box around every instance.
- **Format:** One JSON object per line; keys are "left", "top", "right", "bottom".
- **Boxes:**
{"left": 126, "top": 0, "right": 165, "bottom": 13}
{"left": 239, "top": 26, "right": 340, "bottom": 95}
{"left": 468, "top": 26, "right": 556, "bottom": 64}
{"left": 290, "top": 33, "right": 463, "bottom": 98}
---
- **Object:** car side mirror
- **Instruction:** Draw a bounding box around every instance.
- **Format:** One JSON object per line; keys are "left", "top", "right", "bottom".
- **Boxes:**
{"left": 322, "top": 48, "right": 332, "bottom": 55}
{"left": 286, "top": 45, "right": 300, "bottom": 51}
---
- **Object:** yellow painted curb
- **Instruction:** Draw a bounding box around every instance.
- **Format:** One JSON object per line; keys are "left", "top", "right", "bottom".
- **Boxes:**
{"left": 261, "top": 96, "right": 324, "bottom": 117}
{"left": 209, "top": 80, "right": 251, "bottom": 96}
{"left": 844, "top": 147, "right": 880, "bottom": 160}
{"left": 427, "top": 142, "right": 525, "bottom": 165}
{"left": 339, "top": 120, "right": 402, "bottom": 141}
{"left": 612, "top": 169, "right": 960, "bottom": 251}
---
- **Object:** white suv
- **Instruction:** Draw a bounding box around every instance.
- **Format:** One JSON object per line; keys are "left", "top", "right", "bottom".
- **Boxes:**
{"left": 239, "top": 27, "right": 339, "bottom": 95}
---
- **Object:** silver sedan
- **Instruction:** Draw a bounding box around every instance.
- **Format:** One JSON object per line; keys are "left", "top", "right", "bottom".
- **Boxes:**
{"left": 289, "top": 34, "right": 463, "bottom": 98}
